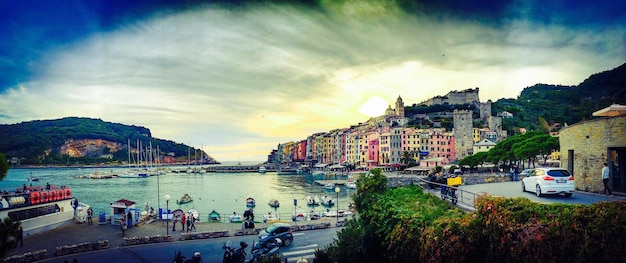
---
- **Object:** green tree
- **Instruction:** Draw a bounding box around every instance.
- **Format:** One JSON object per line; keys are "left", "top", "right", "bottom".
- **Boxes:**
{"left": 0, "top": 217, "right": 21, "bottom": 253}
{"left": 0, "top": 153, "right": 8, "bottom": 181}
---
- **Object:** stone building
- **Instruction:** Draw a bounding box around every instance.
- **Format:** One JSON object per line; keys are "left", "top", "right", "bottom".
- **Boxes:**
{"left": 453, "top": 109, "right": 473, "bottom": 159}
{"left": 559, "top": 106, "right": 626, "bottom": 194}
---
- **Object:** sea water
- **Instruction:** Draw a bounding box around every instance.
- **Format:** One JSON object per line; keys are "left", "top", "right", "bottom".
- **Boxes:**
{"left": 1, "top": 164, "right": 355, "bottom": 222}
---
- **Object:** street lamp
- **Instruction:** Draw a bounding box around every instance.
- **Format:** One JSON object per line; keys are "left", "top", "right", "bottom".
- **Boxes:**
{"left": 334, "top": 187, "right": 340, "bottom": 225}
{"left": 165, "top": 194, "right": 171, "bottom": 235}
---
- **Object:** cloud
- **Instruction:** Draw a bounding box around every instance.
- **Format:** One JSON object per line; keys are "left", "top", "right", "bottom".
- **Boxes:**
{"left": 0, "top": 1, "right": 625, "bottom": 161}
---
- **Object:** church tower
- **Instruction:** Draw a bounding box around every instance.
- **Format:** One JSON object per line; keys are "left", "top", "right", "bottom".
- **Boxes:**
{"left": 395, "top": 96, "right": 405, "bottom": 117}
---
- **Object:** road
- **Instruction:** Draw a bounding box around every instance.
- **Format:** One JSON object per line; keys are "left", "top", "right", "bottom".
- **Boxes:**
{"left": 422, "top": 180, "right": 625, "bottom": 211}
{"left": 42, "top": 227, "right": 339, "bottom": 263}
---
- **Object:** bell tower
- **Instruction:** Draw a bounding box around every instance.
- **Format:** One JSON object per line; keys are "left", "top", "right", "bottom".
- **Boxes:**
{"left": 395, "top": 96, "right": 404, "bottom": 117}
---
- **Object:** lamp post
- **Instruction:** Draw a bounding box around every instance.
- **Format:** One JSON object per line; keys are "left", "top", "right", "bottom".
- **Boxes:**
{"left": 334, "top": 187, "right": 340, "bottom": 225}
{"left": 165, "top": 194, "right": 171, "bottom": 235}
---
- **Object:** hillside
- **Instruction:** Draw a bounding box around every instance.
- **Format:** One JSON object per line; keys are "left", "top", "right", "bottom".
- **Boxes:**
{"left": 0, "top": 117, "right": 219, "bottom": 166}
{"left": 492, "top": 62, "right": 626, "bottom": 133}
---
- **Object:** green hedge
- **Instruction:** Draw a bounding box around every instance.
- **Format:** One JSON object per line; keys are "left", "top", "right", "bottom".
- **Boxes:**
{"left": 323, "top": 170, "right": 626, "bottom": 263}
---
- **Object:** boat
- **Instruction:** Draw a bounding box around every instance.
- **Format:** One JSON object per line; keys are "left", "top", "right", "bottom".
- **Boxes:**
{"left": 229, "top": 212, "right": 243, "bottom": 223}
{"left": 208, "top": 210, "right": 221, "bottom": 221}
{"left": 117, "top": 169, "right": 148, "bottom": 178}
{"left": 27, "top": 173, "right": 40, "bottom": 182}
{"left": 324, "top": 182, "right": 335, "bottom": 190}
{"left": 262, "top": 211, "right": 280, "bottom": 223}
{"left": 0, "top": 184, "right": 79, "bottom": 237}
{"left": 323, "top": 209, "right": 353, "bottom": 218}
{"left": 307, "top": 196, "right": 320, "bottom": 206}
{"left": 188, "top": 208, "right": 200, "bottom": 221}
{"left": 292, "top": 209, "right": 307, "bottom": 221}
{"left": 309, "top": 210, "right": 322, "bottom": 220}
{"left": 246, "top": 197, "right": 256, "bottom": 208}
{"left": 176, "top": 194, "right": 193, "bottom": 205}
{"left": 277, "top": 167, "right": 297, "bottom": 175}
{"left": 258, "top": 166, "right": 267, "bottom": 174}
{"left": 268, "top": 199, "right": 280, "bottom": 208}
{"left": 346, "top": 180, "right": 357, "bottom": 189}
{"left": 74, "top": 202, "right": 91, "bottom": 223}
{"left": 321, "top": 195, "right": 334, "bottom": 207}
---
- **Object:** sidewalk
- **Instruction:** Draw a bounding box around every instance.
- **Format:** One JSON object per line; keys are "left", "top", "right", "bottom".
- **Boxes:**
{"left": 5, "top": 217, "right": 336, "bottom": 260}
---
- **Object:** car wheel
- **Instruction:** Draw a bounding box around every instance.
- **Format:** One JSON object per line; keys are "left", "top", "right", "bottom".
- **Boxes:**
{"left": 565, "top": 193, "right": 573, "bottom": 197}
{"left": 283, "top": 237, "right": 292, "bottom": 246}
{"left": 521, "top": 182, "right": 526, "bottom": 192}
{"left": 535, "top": 185, "right": 542, "bottom": 197}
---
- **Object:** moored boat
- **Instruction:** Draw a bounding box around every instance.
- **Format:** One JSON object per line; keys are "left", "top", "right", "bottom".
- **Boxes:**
{"left": 0, "top": 184, "right": 79, "bottom": 236}
{"left": 246, "top": 197, "right": 256, "bottom": 208}
{"left": 208, "top": 210, "right": 221, "bottom": 221}
{"left": 176, "top": 194, "right": 193, "bottom": 205}
{"left": 229, "top": 212, "right": 243, "bottom": 223}
{"left": 321, "top": 195, "right": 334, "bottom": 207}
{"left": 307, "top": 196, "right": 320, "bottom": 206}
{"left": 292, "top": 209, "right": 307, "bottom": 221}
{"left": 262, "top": 211, "right": 280, "bottom": 223}
{"left": 268, "top": 199, "right": 280, "bottom": 208}
{"left": 258, "top": 166, "right": 267, "bottom": 174}
{"left": 346, "top": 180, "right": 357, "bottom": 189}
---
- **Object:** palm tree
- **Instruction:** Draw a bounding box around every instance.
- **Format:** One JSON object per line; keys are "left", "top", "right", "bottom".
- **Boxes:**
{"left": 400, "top": 151, "right": 417, "bottom": 166}
{"left": 0, "top": 216, "right": 21, "bottom": 250}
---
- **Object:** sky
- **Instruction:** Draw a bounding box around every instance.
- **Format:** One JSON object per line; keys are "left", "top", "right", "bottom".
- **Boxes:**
{"left": 1, "top": 0, "right": 625, "bottom": 162}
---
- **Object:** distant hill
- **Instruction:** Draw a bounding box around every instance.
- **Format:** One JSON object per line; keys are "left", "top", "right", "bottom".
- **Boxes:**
{"left": 0, "top": 117, "right": 219, "bottom": 166}
{"left": 492, "top": 62, "right": 626, "bottom": 133}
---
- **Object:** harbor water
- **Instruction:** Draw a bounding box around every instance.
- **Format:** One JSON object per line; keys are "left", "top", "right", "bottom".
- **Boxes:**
{"left": 1, "top": 163, "right": 356, "bottom": 222}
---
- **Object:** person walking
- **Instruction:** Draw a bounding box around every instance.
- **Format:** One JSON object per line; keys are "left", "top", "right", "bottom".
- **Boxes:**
{"left": 121, "top": 214, "right": 127, "bottom": 237}
{"left": 181, "top": 212, "right": 186, "bottom": 232}
{"left": 602, "top": 162, "right": 613, "bottom": 196}
{"left": 14, "top": 227, "right": 23, "bottom": 248}
{"left": 87, "top": 207, "right": 93, "bottom": 225}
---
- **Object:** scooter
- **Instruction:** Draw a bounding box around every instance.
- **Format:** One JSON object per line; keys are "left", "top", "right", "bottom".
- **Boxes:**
{"left": 250, "top": 240, "right": 280, "bottom": 262}
{"left": 222, "top": 240, "right": 248, "bottom": 263}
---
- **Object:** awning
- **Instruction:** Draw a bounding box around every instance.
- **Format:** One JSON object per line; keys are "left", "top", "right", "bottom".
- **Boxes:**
{"left": 405, "top": 166, "right": 431, "bottom": 171}
{"left": 329, "top": 164, "right": 345, "bottom": 169}
{"left": 593, "top": 104, "right": 626, "bottom": 117}
{"left": 314, "top": 163, "right": 329, "bottom": 168}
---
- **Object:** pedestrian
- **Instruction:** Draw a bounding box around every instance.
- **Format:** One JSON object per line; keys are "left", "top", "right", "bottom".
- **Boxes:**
{"left": 181, "top": 212, "right": 186, "bottom": 232}
{"left": 121, "top": 214, "right": 127, "bottom": 237}
{"left": 14, "top": 227, "right": 23, "bottom": 248}
{"left": 190, "top": 216, "right": 196, "bottom": 232}
{"left": 87, "top": 207, "right": 93, "bottom": 225}
{"left": 186, "top": 214, "right": 191, "bottom": 232}
{"left": 602, "top": 162, "right": 613, "bottom": 196}
{"left": 46, "top": 182, "right": 51, "bottom": 190}
{"left": 127, "top": 210, "right": 133, "bottom": 229}
{"left": 514, "top": 166, "right": 520, "bottom": 182}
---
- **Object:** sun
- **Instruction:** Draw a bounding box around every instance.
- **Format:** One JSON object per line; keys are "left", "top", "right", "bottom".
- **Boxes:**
{"left": 358, "top": 96, "right": 388, "bottom": 117}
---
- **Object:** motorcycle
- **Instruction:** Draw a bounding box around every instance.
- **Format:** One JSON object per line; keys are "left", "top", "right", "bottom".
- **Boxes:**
{"left": 172, "top": 251, "right": 185, "bottom": 263}
{"left": 250, "top": 240, "right": 280, "bottom": 263}
{"left": 222, "top": 240, "right": 248, "bottom": 263}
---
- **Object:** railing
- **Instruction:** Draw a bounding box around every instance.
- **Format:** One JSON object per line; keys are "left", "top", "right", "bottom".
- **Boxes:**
{"left": 412, "top": 177, "right": 479, "bottom": 211}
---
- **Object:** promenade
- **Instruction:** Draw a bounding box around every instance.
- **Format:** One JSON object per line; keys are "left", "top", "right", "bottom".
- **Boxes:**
{"left": 5, "top": 217, "right": 339, "bottom": 262}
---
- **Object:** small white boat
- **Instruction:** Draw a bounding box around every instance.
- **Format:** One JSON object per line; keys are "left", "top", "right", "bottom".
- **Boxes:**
{"left": 321, "top": 196, "right": 334, "bottom": 207}
{"left": 307, "top": 196, "right": 320, "bottom": 206}
{"left": 74, "top": 202, "right": 91, "bottom": 223}
{"left": 346, "top": 180, "right": 357, "bottom": 189}
{"left": 258, "top": 166, "right": 267, "bottom": 173}
{"left": 324, "top": 182, "right": 335, "bottom": 190}
{"left": 262, "top": 211, "right": 280, "bottom": 223}
{"left": 229, "top": 212, "right": 243, "bottom": 223}
{"left": 268, "top": 199, "right": 280, "bottom": 208}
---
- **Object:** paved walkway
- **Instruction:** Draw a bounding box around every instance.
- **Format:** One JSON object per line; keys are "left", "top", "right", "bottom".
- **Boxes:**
{"left": 5, "top": 217, "right": 333, "bottom": 260}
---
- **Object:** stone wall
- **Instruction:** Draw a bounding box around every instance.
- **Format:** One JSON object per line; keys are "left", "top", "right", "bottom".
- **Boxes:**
{"left": 559, "top": 115, "right": 626, "bottom": 193}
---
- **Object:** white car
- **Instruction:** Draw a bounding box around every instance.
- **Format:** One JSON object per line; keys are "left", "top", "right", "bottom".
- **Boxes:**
{"left": 521, "top": 167, "right": 575, "bottom": 197}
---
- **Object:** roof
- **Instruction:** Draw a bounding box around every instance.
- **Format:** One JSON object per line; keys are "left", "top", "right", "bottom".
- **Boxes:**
{"left": 475, "top": 139, "right": 496, "bottom": 146}
{"left": 111, "top": 199, "right": 136, "bottom": 208}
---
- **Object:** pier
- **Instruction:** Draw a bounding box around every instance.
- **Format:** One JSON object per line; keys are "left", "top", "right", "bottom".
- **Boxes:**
{"left": 314, "top": 180, "right": 348, "bottom": 186}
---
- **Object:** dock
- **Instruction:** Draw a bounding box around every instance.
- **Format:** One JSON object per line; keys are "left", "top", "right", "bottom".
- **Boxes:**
{"left": 314, "top": 180, "right": 348, "bottom": 186}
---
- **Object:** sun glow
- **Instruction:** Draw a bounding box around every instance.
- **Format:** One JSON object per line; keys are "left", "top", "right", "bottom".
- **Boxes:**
{"left": 358, "top": 96, "right": 388, "bottom": 117}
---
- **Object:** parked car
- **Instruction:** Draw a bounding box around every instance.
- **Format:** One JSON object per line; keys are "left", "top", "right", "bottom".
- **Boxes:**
{"left": 521, "top": 167, "right": 574, "bottom": 197}
{"left": 258, "top": 223, "right": 293, "bottom": 247}
{"left": 519, "top": 169, "right": 534, "bottom": 179}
